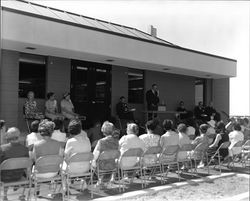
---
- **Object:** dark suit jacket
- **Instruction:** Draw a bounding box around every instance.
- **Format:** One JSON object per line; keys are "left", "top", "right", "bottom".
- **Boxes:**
{"left": 146, "top": 90, "right": 159, "bottom": 109}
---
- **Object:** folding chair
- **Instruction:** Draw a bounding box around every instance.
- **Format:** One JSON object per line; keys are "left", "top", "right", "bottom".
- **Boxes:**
{"left": 32, "top": 155, "right": 64, "bottom": 201}
{"left": 96, "top": 150, "right": 121, "bottom": 191}
{"left": 229, "top": 140, "right": 244, "bottom": 168}
{"left": 159, "top": 145, "right": 180, "bottom": 183}
{"left": 142, "top": 146, "right": 162, "bottom": 186}
{"left": 178, "top": 144, "right": 194, "bottom": 174}
{"left": 0, "top": 157, "right": 32, "bottom": 201}
{"left": 64, "top": 152, "right": 94, "bottom": 200}
{"left": 118, "top": 148, "right": 144, "bottom": 191}
{"left": 207, "top": 141, "right": 230, "bottom": 174}
{"left": 189, "top": 142, "right": 209, "bottom": 174}
{"left": 241, "top": 140, "right": 250, "bottom": 167}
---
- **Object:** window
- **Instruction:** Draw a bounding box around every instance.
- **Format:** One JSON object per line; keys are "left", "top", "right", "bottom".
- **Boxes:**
{"left": 128, "top": 69, "right": 144, "bottom": 104}
{"left": 195, "top": 78, "right": 205, "bottom": 106}
{"left": 19, "top": 53, "right": 46, "bottom": 99}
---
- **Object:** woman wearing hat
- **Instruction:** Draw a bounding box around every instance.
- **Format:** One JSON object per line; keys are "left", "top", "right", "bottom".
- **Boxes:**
{"left": 60, "top": 92, "right": 79, "bottom": 120}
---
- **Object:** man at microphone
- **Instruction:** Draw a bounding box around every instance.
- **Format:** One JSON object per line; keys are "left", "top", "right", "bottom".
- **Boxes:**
{"left": 146, "top": 84, "right": 160, "bottom": 120}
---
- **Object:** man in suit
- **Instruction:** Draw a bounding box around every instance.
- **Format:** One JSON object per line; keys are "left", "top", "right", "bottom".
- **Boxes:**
{"left": 146, "top": 84, "right": 160, "bottom": 120}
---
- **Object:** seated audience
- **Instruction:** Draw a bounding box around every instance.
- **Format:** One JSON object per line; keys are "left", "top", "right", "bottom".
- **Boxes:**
{"left": 0, "top": 127, "right": 29, "bottom": 201}
{"left": 26, "top": 120, "right": 42, "bottom": 150}
{"left": 31, "top": 120, "right": 64, "bottom": 178}
{"left": 205, "top": 101, "right": 220, "bottom": 122}
{"left": 64, "top": 119, "right": 91, "bottom": 174}
{"left": 228, "top": 123, "right": 244, "bottom": 158}
{"left": 23, "top": 91, "right": 44, "bottom": 120}
{"left": 45, "top": 92, "right": 64, "bottom": 120}
{"left": 186, "top": 118, "right": 196, "bottom": 140}
{"left": 51, "top": 119, "right": 67, "bottom": 143}
{"left": 119, "top": 123, "right": 145, "bottom": 168}
{"left": 116, "top": 96, "right": 135, "bottom": 121}
{"left": 92, "top": 121, "right": 119, "bottom": 185}
{"left": 60, "top": 92, "right": 79, "bottom": 120}
{"left": 0, "top": 120, "right": 7, "bottom": 145}
{"left": 87, "top": 120, "right": 103, "bottom": 150}
{"left": 139, "top": 120, "right": 160, "bottom": 164}
{"left": 208, "top": 121, "right": 229, "bottom": 160}
{"left": 207, "top": 119, "right": 216, "bottom": 144}
{"left": 194, "top": 101, "right": 208, "bottom": 122}
{"left": 160, "top": 119, "right": 179, "bottom": 148}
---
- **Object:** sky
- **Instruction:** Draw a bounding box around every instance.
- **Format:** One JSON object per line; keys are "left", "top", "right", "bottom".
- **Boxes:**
{"left": 33, "top": 0, "right": 250, "bottom": 116}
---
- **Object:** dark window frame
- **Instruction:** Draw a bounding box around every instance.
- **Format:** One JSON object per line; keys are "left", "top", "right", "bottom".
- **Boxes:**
{"left": 128, "top": 68, "right": 144, "bottom": 104}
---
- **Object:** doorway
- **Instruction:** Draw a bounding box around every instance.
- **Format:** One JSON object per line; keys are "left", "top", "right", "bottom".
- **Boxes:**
{"left": 71, "top": 60, "right": 111, "bottom": 128}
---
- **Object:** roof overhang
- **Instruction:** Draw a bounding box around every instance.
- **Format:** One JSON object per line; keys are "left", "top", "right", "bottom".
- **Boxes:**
{"left": 1, "top": 3, "right": 237, "bottom": 79}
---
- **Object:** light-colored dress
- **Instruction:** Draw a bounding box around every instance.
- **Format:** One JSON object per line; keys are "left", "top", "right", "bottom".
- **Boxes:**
{"left": 45, "top": 100, "right": 63, "bottom": 120}
{"left": 60, "top": 99, "right": 75, "bottom": 119}
{"left": 64, "top": 131, "right": 91, "bottom": 174}
{"left": 119, "top": 134, "right": 145, "bottom": 168}
{"left": 160, "top": 131, "right": 179, "bottom": 161}
{"left": 139, "top": 133, "right": 160, "bottom": 164}
{"left": 228, "top": 130, "right": 244, "bottom": 156}
{"left": 178, "top": 132, "right": 191, "bottom": 160}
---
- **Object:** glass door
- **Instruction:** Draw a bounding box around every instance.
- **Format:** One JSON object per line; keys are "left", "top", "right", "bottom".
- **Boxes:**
{"left": 71, "top": 60, "right": 111, "bottom": 128}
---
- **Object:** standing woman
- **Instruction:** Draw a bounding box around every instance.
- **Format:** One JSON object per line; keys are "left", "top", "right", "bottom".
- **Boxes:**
{"left": 60, "top": 92, "right": 78, "bottom": 120}
{"left": 24, "top": 91, "right": 44, "bottom": 120}
{"left": 45, "top": 92, "right": 64, "bottom": 120}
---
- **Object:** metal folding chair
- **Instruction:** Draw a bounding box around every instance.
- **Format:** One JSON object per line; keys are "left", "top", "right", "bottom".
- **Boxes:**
{"left": 0, "top": 157, "right": 32, "bottom": 201}
{"left": 189, "top": 142, "right": 209, "bottom": 174}
{"left": 207, "top": 141, "right": 230, "bottom": 173}
{"left": 159, "top": 145, "right": 180, "bottom": 183}
{"left": 229, "top": 140, "right": 244, "bottom": 168}
{"left": 141, "top": 146, "right": 162, "bottom": 186}
{"left": 241, "top": 140, "right": 250, "bottom": 167}
{"left": 118, "top": 148, "right": 144, "bottom": 191}
{"left": 178, "top": 144, "right": 194, "bottom": 174}
{"left": 64, "top": 152, "right": 94, "bottom": 200}
{"left": 32, "top": 155, "right": 64, "bottom": 201}
{"left": 96, "top": 150, "right": 121, "bottom": 191}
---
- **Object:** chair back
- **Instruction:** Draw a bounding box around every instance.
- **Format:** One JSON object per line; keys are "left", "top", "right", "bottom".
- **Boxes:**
{"left": 194, "top": 142, "right": 208, "bottom": 152}
{"left": 122, "top": 148, "right": 144, "bottom": 158}
{"left": 179, "top": 144, "right": 193, "bottom": 152}
{"left": 0, "top": 157, "right": 32, "bottom": 171}
{"left": 34, "top": 155, "right": 63, "bottom": 174}
{"left": 97, "top": 150, "right": 120, "bottom": 171}
{"left": 219, "top": 141, "right": 231, "bottom": 149}
{"left": 98, "top": 150, "right": 120, "bottom": 161}
{"left": 143, "top": 146, "right": 162, "bottom": 156}
{"left": 162, "top": 145, "right": 179, "bottom": 155}
{"left": 67, "top": 152, "right": 93, "bottom": 164}
{"left": 233, "top": 140, "right": 243, "bottom": 148}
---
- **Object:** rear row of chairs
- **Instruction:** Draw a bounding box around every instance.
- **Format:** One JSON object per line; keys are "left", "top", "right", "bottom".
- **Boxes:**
{"left": 1, "top": 140, "right": 250, "bottom": 201}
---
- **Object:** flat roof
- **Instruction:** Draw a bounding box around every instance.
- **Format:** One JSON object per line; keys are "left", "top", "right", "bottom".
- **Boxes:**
{"left": 1, "top": 0, "right": 236, "bottom": 62}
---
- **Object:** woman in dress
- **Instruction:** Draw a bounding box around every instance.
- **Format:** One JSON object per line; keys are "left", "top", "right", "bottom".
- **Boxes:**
{"left": 45, "top": 92, "right": 64, "bottom": 120}
{"left": 24, "top": 91, "right": 44, "bottom": 120}
{"left": 60, "top": 92, "right": 78, "bottom": 120}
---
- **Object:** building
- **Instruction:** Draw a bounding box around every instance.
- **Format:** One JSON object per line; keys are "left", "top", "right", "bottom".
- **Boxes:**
{"left": 0, "top": 0, "right": 236, "bottom": 131}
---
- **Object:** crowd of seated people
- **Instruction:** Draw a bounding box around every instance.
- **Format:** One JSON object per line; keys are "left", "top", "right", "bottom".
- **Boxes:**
{"left": 1, "top": 92, "right": 250, "bottom": 199}
{"left": 0, "top": 113, "right": 249, "bottom": 199}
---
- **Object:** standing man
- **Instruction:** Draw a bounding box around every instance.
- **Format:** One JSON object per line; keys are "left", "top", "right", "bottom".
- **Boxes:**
{"left": 146, "top": 84, "right": 160, "bottom": 120}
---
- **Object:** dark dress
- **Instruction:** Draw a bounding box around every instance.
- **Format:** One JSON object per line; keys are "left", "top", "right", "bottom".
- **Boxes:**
{"left": 217, "top": 132, "right": 229, "bottom": 158}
